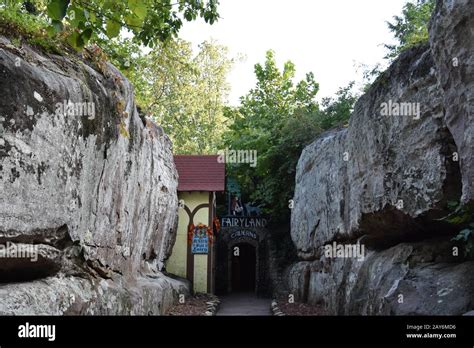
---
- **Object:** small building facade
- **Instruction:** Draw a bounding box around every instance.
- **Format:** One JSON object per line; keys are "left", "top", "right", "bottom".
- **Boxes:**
{"left": 166, "top": 155, "right": 225, "bottom": 293}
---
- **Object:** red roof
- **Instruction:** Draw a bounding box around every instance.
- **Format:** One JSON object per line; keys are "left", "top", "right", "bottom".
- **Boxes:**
{"left": 174, "top": 155, "right": 225, "bottom": 192}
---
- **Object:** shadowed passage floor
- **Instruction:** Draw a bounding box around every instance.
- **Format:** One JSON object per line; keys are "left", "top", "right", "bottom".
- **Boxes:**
{"left": 216, "top": 293, "right": 271, "bottom": 316}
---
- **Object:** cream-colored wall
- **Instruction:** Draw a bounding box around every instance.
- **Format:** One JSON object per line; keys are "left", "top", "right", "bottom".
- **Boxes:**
{"left": 166, "top": 191, "right": 209, "bottom": 293}
{"left": 166, "top": 199, "right": 189, "bottom": 278}
{"left": 193, "top": 255, "right": 208, "bottom": 293}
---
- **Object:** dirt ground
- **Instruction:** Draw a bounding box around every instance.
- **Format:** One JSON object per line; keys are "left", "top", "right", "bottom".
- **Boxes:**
{"left": 165, "top": 293, "right": 216, "bottom": 316}
{"left": 277, "top": 298, "right": 328, "bottom": 316}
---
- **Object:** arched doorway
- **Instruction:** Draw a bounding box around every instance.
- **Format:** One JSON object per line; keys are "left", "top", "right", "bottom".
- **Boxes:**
{"left": 230, "top": 243, "right": 256, "bottom": 293}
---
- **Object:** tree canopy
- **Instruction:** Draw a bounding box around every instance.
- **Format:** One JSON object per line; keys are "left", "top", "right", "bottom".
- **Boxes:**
{"left": 385, "top": 0, "right": 436, "bottom": 59}
{"left": 3, "top": 0, "right": 219, "bottom": 50}
{"left": 224, "top": 51, "right": 358, "bottom": 221}
{"left": 122, "top": 38, "right": 233, "bottom": 154}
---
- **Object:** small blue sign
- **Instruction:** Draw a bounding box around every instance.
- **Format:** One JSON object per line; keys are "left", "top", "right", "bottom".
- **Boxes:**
{"left": 192, "top": 235, "right": 209, "bottom": 254}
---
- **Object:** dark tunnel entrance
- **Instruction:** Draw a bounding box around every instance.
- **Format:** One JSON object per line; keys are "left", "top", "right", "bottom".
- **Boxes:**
{"left": 231, "top": 242, "right": 256, "bottom": 293}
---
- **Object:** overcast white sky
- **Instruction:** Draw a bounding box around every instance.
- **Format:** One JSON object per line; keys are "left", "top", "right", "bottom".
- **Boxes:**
{"left": 179, "top": 0, "right": 409, "bottom": 105}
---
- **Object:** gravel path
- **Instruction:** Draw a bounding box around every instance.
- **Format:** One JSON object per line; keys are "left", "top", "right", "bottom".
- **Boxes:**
{"left": 216, "top": 292, "right": 271, "bottom": 316}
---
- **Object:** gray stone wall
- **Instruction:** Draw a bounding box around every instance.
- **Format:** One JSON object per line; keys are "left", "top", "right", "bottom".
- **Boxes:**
{"left": 0, "top": 36, "right": 189, "bottom": 314}
{"left": 287, "top": 0, "right": 474, "bottom": 315}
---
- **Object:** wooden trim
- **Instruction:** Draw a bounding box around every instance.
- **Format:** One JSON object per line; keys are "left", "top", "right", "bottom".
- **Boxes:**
{"left": 184, "top": 203, "right": 210, "bottom": 224}
{"left": 183, "top": 201, "right": 211, "bottom": 293}
{"left": 186, "top": 237, "right": 194, "bottom": 287}
{"left": 185, "top": 205, "right": 194, "bottom": 288}
{"left": 183, "top": 205, "right": 192, "bottom": 219}
{"left": 191, "top": 203, "right": 209, "bottom": 220}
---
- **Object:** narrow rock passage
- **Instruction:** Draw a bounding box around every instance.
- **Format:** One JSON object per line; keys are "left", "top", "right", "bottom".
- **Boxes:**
{"left": 216, "top": 293, "right": 271, "bottom": 316}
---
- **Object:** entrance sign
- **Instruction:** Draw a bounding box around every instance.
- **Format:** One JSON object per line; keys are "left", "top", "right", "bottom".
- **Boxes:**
{"left": 221, "top": 216, "right": 268, "bottom": 228}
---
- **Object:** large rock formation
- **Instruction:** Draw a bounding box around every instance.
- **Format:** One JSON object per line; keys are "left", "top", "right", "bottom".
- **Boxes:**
{"left": 429, "top": 0, "right": 474, "bottom": 203}
{"left": 288, "top": 0, "right": 473, "bottom": 315}
{"left": 0, "top": 35, "right": 188, "bottom": 314}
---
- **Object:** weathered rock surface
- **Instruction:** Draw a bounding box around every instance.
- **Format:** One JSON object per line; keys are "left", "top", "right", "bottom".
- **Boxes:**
{"left": 292, "top": 43, "right": 455, "bottom": 260}
{"left": 288, "top": 238, "right": 474, "bottom": 315}
{"left": 429, "top": 0, "right": 474, "bottom": 203}
{"left": 288, "top": 0, "right": 473, "bottom": 315}
{"left": 0, "top": 36, "right": 188, "bottom": 314}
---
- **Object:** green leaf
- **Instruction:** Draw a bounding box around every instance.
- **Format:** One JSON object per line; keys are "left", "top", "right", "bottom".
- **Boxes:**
{"left": 133, "top": 4, "right": 147, "bottom": 20}
{"left": 67, "top": 31, "right": 84, "bottom": 50}
{"left": 103, "top": 0, "right": 115, "bottom": 10}
{"left": 89, "top": 11, "right": 96, "bottom": 23}
{"left": 47, "top": 0, "right": 70, "bottom": 21}
{"left": 46, "top": 19, "right": 63, "bottom": 36}
{"left": 46, "top": 26, "right": 56, "bottom": 37}
{"left": 81, "top": 28, "right": 93, "bottom": 42}
{"left": 106, "top": 20, "right": 121, "bottom": 38}
{"left": 128, "top": 0, "right": 147, "bottom": 19}
{"left": 184, "top": 9, "right": 193, "bottom": 21}
{"left": 68, "top": 5, "right": 86, "bottom": 28}
{"left": 52, "top": 19, "right": 63, "bottom": 31}
{"left": 125, "top": 13, "right": 142, "bottom": 29}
